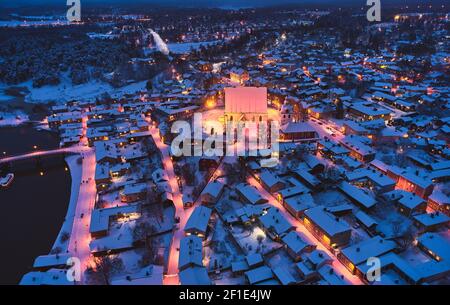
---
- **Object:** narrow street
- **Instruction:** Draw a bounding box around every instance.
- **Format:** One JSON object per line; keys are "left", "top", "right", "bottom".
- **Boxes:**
{"left": 68, "top": 149, "right": 96, "bottom": 284}
{"left": 67, "top": 117, "right": 97, "bottom": 284}
{"left": 148, "top": 122, "right": 225, "bottom": 285}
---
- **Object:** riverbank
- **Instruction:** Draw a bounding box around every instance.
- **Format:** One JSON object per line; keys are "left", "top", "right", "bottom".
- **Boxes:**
{"left": 50, "top": 154, "right": 83, "bottom": 253}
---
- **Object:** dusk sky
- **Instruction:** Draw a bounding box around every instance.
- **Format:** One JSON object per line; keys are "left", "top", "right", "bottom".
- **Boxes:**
{"left": 0, "top": 0, "right": 433, "bottom": 9}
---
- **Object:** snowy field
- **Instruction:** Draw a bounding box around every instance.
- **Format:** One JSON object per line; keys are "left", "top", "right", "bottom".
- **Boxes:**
{"left": 167, "top": 41, "right": 220, "bottom": 54}
{"left": 23, "top": 79, "right": 148, "bottom": 104}
{"left": 0, "top": 111, "right": 29, "bottom": 127}
{"left": 0, "top": 20, "right": 70, "bottom": 28}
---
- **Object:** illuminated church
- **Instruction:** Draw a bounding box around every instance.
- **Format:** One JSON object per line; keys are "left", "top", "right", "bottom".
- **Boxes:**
{"left": 224, "top": 87, "right": 268, "bottom": 124}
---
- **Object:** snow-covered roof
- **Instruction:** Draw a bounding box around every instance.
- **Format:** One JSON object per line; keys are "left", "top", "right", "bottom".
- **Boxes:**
{"left": 259, "top": 207, "right": 294, "bottom": 236}
{"left": 184, "top": 206, "right": 212, "bottom": 234}
{"left": 338, "top": 181, "right": 377, "bottom": 209}
{"left": 259, "top": 170, "right": 284, "bottom": 189}
{"left": 340, "top": 236, "right": 396, "bottom": 266}
{"left": 280, "top": 122, "right": 317, "bottom": 134}
{"left": 111, "top": 265, "right": 163, "bottom": 285}
{"left": 282, "top": 231, "right": 314, "bottom": 255}
{"left": 90, "top": 204, "right": 139, "bottom": 234}
{"left": 179, "top": 235, "right": 203, "bottom": 270}
{"left": 201, "top": 180, "right": 225, "bottom": 198}
{"left": 278, "top": 185, "right": 310, "bottom": 199}
{"left": 236, "top": 183, "right": 267, "bottom": 205}
{"left": 345, "top": 168, "right": 395, "bottom": 188}
{"left": 284, "top": 193, "right": 315, "bottom": 214}
{"left": 272, "top": 266, "right": 296, "bottom": 285}
{"left": 417, "top": 233, "right": 450, "bottom": 262}
{"left": 20, "top": 269, "right": 75, "bottom": 285}
{"left": 33, "top": 254, "right": 72, "bottom": 269}
{"left": 179, "top": 266, "right": 211, "bottom": 285}
{"left": 246, "top": 253, "right": 264, "bottom": 267}
{"left": 244, "top": 266, "right": 273, "bottom": 285}
{"left": 304, "top": 206, "right": 351, "bottom": 236}
{"left": 428, "top": 191, "right": 449, "bottom": 205}
{"left": 413, "top": 212, "right": 450, "bottom": 227}
{"left": 355, "top": 210, "right": 378, "bottom": 228}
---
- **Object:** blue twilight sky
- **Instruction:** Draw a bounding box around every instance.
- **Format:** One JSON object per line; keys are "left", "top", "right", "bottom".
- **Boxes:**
{"left": 0, "top": 0, "right": 437, "bottom": 9}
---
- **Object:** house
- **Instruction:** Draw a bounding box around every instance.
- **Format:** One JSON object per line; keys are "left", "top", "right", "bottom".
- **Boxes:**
{"left": 413, "top": 212, "right": 450, "bottom": 232}
{"left": 355, "top": 211, "right": 378, "bottom": 236}
{"left": 326, "top": 204, "right": 353, "bottom": 216}
{"left": 245, "top": 253, "right": 264, "bottom": 269}
{"left": 231, "top": 261, "right": 250, "bottom": 276}
{"left": 388, "top": 167, "right": 434, "bottom": 199}
{"left": 120, "top": 183, "right": 148, "bottom": 203}
{"left": 111, "top": 265, "right": 163, "bottom": 285}
{"left": 339, "top": 136, "right": 375, "bottom": 162}
{"left": 95, "top": 141, "right": 121, "bottom": 164}
{"left": 244, "top": 266, "right": 274, "bottom": 285}
{"left": 47, "top": 111, "right": 83, "bottom": 129}
{"left": 283, "top": 193, "right": 315, "bottom": 219}
{"left": 282, "top": 231, "right": 316, "bottom": 261}
{"left": 32, "top": 254, "right": 72, "bottom": 271}
{"left": 416, "top": 233, "right": 450, "bottom": 262}
{"left": 179, "top": 267, "right": 211, "bottom": 285}
{"left": 276, "top": 184, "right": 310, "bottom": 204}
{"left": 345, "top": 168, "right": 395, "bottom": 193}
{"left": 428, "top": 191, "right": 450, "bottom": 216}
{"left": 397, "top": 193, "right": 427, "bottom": 216}
{"left": 295, "top": 250, "right": 333, "bottom": 282}
{"left": 200, "top": 180, "right": 225, "bottom": 205}
{"left": 184, "top": 206, "right": 212, "bottom": 239}
{"left": 235, "top": 183, "right": 268, "bottom": 205}
{"left": 348, "top": 103, "right": 391, "bottom": 121}
{"left": 343, "top": 120, "right": 370, "bottom": 136}
{"left": 179, "top": 236, "right": 203, "bottom": 271}
{"left": 259, "top": 207, "right": 294, "bottom": 240}
{"left": 303, "top": 155, "right": 326, "bottom": 174}
{"left": 303, "top": 206, "right": 352, "bottom": 249}
{"left": 356, "top": 252, "right": 450, "bottom": 285}
{"left": 338, "top": 182, "right": 377, "bottom": 209}
{"left": 89, "top": 204, "right": 140, "bottom": 238}
{"left": 20, "top": 269, "right": 75, "bottom": 285}
{"left": 272, "top": 266, "right": 297, "bottom": 285}
{"left": 280, "top": 122, "right": 319, "bottom": 142}
{"left": 109, "top": 162, "right": 130, "bottom": 178}
{"left": 258, "top": 170, "right": 285, "bottom": 193}
{"left": 318, "top": 265, "right": 350, "bottom": 285}
{"left": 235, "top": 205, "right": 266, "bottom": 224}
{"left": 337, "top": 236, "right": 397, "bottom": 279}
{"left": 94, "top": 163, "right": 111, "bottom": 191}
{"left": 155, "top": 104, "right": 199, "bottom": 123}
{"left": 290, "top": 168, "right": 321, "bottom": 189}
{"left": 230, "top": 68, "right": 250, "bottom": 84}
{"left": 87, "top": 128, "right": 109, "bottom": 146}
{"left": 318, "top": 139, "right": 349, "bottom": 161}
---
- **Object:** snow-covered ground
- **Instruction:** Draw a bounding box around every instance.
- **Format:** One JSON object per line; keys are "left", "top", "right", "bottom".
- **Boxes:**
{"left": 0, "top": 20, "right": 70, "bottom": 28}
{"left": 0, "top": 111, "right": 29, "bottom": 127}
{"left": 51, "top": 154, "right": 83, "bottom": 253}
{"left": 167, "top": 41, "right": 220, "bottom": 54}
{"left": 22, "top": 78, "right": 148, "bottom": 104}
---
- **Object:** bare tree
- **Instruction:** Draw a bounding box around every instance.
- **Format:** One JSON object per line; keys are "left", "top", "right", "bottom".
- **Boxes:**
{"left": 88, "top": 256, "right": 124, "bottom": 285}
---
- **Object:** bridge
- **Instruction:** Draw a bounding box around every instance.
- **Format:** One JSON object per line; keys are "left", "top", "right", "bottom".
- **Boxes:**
{"left": 0, "top": 146, "right": 91, "bottom": 172}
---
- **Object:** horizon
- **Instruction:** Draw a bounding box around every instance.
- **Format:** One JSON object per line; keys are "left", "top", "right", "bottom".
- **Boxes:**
{"left": 1, "top": 0, "right": 447, "bottom": 9}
